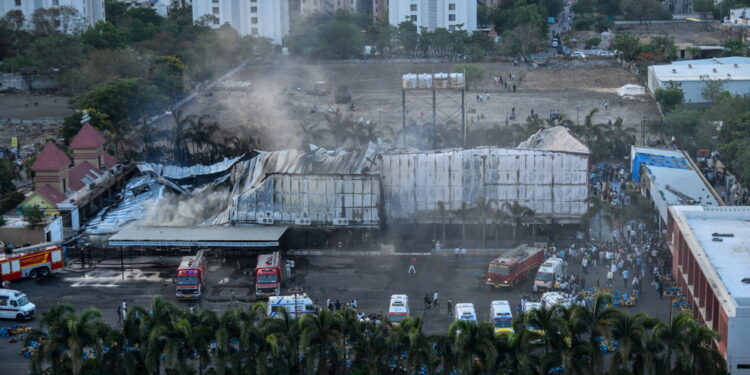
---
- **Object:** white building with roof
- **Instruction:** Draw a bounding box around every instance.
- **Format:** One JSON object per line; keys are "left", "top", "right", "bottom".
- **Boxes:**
{"left": 647, "top": 62, "right": 750, "bottom": 103}
{"left": 388, "top": 0, "right": 476, "bottom": 32}
{"left": 667, "top": 206, "right": 750, "bottom": 374}
{"left": 631, "top": 146, "right": 722, "bottom": 226}
{"left": 729, "top": 7, "right": 750, "bottom": 25}
{"left": 0, "top": 0, "right": 105, "bottom": 31}
{"left": 192, "top": 0, "right": 289, "bottom": 44}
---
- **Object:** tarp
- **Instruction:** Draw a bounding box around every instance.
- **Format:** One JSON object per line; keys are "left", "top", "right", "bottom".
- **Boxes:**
{"left": 631, "top": 153, "right": 690, "bottom": 183}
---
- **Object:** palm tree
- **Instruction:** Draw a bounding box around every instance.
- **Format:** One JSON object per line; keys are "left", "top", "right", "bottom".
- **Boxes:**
{"left": 185, "top": 114, "right": 222, "bottom": 163}
{"left": 525, "top": 305, "right": 563, "bottom": 354}
{"left": 602, "top": 117, "right": 637, "bottom": 160}
{"left": 299, "top": 308, "right": 345, "bottom": 374}
{"left": 351, "top": 321, "right": 390, "bottom": 375}
{"left": 571, "top": 293, "right": 618, "bottom": 373}
{"left": 681, "top": 318, "right": 726, "bottom": 375}
{"left": 400, "top": 317, "right": 435, "bottom": 374}
{"left": 474, "top": 196, "right": 497, "bottom": 249}
{"left": 32, "top": 306, "right": 108, "bottom": 375}
{"left": 449, "top": 320, "right": 499, "bottom": 374}
{"left": 654, "top": 312, "right": 695, "bottom": 374}
{"left": 609, "top": 311, "right": 660, "bottom": 374}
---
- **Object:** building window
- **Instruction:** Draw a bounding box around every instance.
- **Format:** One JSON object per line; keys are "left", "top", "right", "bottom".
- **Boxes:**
{"left": 251, "top": 27, "right": 258, "bottom": 35}
{"left": 251, "top": 6, "right": 257, "bottom": 12}
{"left": 54, "top": 19, "right": 61, "bottom": 27}
{"left": 52, "top": 0, "right": 58, "bottom": 5}
{"left": 449, "top": 25, "right": 455, "bottom": 31}
{"left": 213, "top": 17, "right": 220, "bottom": 25}
{"left": 410, "top": 4, "right": 417, "bottom": 11}
{"left": 14, "top": 0, "right": 21, "bottom": 6}
{"left": 251, "top": 17, "right": 258, "bottom": 23}
{"left": 212, "top": 0, "right": 218, "bottom": 2}
{"left": 448, "top": 14, "right": 455, "bottom": 21}
{"left": 212, "top": 6, "right": 219, "bottom": 14}
{"left": 410, "top": 15, "right": 417, "bottom": 21}
{"left": 250, "top": 0, "right": 256, "bottom": 2}
{"left": 448, "top": 3, "right": 455, "bottom": 10}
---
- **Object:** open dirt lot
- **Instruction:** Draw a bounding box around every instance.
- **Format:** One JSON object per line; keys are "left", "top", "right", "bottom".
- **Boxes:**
{"left": 0, "top": 93, "right": 72, "bottom": 120}
{"left": 181, "top": 60, "right": 659, "bottom": 150}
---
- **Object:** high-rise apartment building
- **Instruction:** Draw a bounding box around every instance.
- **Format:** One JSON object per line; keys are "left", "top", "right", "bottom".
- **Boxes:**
{"left": 193, "top": 0, "right": 289, "bottom": 45}
{"left": 0, "top": 0, "right": 105, "bottom": 31}
{"left": 388, "top": 0, "right": 476, "bottom": 31}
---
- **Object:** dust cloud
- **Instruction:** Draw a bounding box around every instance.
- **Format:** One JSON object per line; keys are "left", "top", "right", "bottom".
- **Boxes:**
{"left": 138, "top": 187, "right": 230, "bottom": 227}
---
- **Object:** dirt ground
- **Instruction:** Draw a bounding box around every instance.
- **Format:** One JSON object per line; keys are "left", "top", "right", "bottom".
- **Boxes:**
{"left": 0, "top": 93, "right": 72, "bottom": 120}
{"left": 181, "top": 60, "right": 659, "bottom": 150}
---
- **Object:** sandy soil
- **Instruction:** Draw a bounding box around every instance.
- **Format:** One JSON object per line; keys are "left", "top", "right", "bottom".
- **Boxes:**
{"left": 0, "top": 93, "right": 72, "bottom": 120}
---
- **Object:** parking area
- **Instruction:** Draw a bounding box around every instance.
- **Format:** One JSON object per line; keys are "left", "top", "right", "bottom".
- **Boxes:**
{"left": 0, "top": 249, "right": 674, "bottom": 373}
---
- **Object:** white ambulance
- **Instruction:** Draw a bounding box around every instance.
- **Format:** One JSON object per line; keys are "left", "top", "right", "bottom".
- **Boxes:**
{"left": 533, "top": 257, "right": 566, "bottom": 292}
{"left": 267, "top": 294, "right": 317, "bottom": 319}
{"left": 454, "top": 303, "right": 477, "bottom": 323}
{"left": 541, "top": 291, "right": 572, "bottom": 309}
{"left": 490, "top": 300, "right": 514, "bottom": 334}
{"left": 0, "top": 289, "right": 36, "bottom": 321}
{"left": 388, "top": 294, "right": 410, "bottom": 323}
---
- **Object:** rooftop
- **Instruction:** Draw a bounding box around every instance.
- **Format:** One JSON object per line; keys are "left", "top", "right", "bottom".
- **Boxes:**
{"left": 31, "top": 143, "right": 71, "bottom": 171}
{"left": 671, "top": 57, "right": 750, "bottom": 66}
{"left": 70, "top": 123, "right": 107, "bottom": 149}
{"left": 649, "top": 63, "right": 750, "bottom": 81}
{"left": 36, "top": 184, "right": 67, "bottom": 204}
{"left": 109, "top": 226, "right": 288, "bottom": 247}
{"left": 68, "top": 161, "right": 102, "bottom": 191}
{"left": 672, "top": 206, "right": 750, "bottom": 313}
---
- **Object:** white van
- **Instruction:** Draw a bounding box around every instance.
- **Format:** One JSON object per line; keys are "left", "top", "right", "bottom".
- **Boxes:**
{"left": 533, "top": 257, "right": 566, "bottom": 292}
{"left": 388, "top": 294, "right": 410, "bottom": 323}
{"left": 267, "top": 294, "right": 317, "bottom": 319}
{"left": 455, "top": 303, "right": 477, "bottom": 322}
{"left": 0, "top": 289, "right": 35, "bottom": 321}
{"left": 490, "top": 300, "right": 514, "bottom": 334}
{"left": 541, "top": 292, "right": 572, "bottom": 310}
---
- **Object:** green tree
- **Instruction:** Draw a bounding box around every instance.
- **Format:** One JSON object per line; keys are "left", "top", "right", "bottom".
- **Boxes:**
{"left": 23, "top": 205, "right": 44, "bottom": 229}
{"left": 72, "top": 77, "right": 168, "bottom": 124}
{"left": 27, "top": 34, "right": 84, "bottom": 71}
{"left": 81, "top": 21, "right": 128, "bottom": 49}
{"left": 655, "top": 83, "right": 684, "bottom": 112}
{"left": 585, "top": 37, "right": 602, "bottom": 49}
{"left": 0, "top": 159, "right": 17, "bottom": 196}
{"left": 398, "top": 21, "right": 419, "bottom": 54}
{"left": 299, "top": 309, "right": 344, "bottom": 374}
{"left": 452, "top": 64, "right": 484, "bottom": 90}
{"left": 612, "top": 33, "right": 641, "bottom": 60}
{"left": 449, "top": 320, "right": 498, "bottom": 374}
{"left": 701, "top": 77, "right": 728, "bottom": 102}
{"left": 694, "top": 0, "right": 715, "bottom": 18}
{"left": 104, "top": 0, "right": 129, "bottom": 26}
{"left": 61, "top": 108, "right": 113, "bottom": 141}
{"left": 620, "top": 0, "right": 671, "bottom": 21}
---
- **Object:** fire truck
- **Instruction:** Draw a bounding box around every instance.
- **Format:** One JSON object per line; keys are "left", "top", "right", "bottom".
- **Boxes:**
{"left": 255, "top": 251, "right": 283, "bottom": 298}
{"left": 486, "top": 246, "right": 545, "bottom": 288}
{"left": 0, "top": 245, "right": 64, "bottom": 282}
{"left": 176, "top": 250, "right": 206, "bottom": 299}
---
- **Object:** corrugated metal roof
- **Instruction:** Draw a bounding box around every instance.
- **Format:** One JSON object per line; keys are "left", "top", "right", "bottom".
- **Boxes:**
{"left": 650, "top": 63, "right": 750, "bottom": 81}
{"left": 109, "top": 225, "right": 288, "bottom": 244}
{"left": 138, "top": 155, "right": 244, "bottom": 179}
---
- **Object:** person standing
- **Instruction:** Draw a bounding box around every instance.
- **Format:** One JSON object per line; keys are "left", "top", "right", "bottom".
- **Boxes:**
{"left": 424, "top": 294, "right": 432, "bottom": 313}
{"left": 121, "top": 300, "right": 128, "bottom": 321}
{"left": 408, "top": 257, "right": 417, "bottom": 274}
{"left": 581, "top": 257, "right": 588, "bottom": 274}
{"left": 447, "top": 299, "right": 454, "bottom": 316}
{"left": 432, "top": 291, "right": 440, "bottom": 309}
{"left": 606, "top": 270, "right": 614, "bottom": 286}
{"left": 622, "top": 269, "right": 629, "bottom": 288}
{"left": 285, "top": 261, "right": 292, "bottom": 277}
{"left": 334, "top": 299, "right": 341, "bottom": 311}
{"left": 351, "top": 298, "right": 358, "bottom": 309}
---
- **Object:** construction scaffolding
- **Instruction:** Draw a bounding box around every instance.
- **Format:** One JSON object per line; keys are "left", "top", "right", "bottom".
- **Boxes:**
{"left": 402, "top": 73, "right": 466, "bottom": 147}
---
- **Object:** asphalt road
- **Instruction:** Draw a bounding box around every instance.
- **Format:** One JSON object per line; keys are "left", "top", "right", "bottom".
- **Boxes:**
{"left": 0, "top": 251, "right": 674, "bottom": 373}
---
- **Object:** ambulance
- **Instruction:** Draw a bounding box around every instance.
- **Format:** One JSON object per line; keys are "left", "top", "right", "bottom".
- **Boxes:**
{"left": 523, "top": 301, "right": 544, "bottom": 340}
{"left": 533, "top": 257, "right": 566, "bottom": 292}
{"left": 454, "top": 303, "right": 477, "bottom": 323}
{"left": 0, "top": 289, "right": 36, "bottom": 321}
{"left": 541, "top": 292, "right": 572, "bottom": 309}
{"left": 490, "top": 300, "right": 514, "bottom": 334}
{"left": 387, "top": 294, "right": 410, "bottom": 323}
{"left": 267, "top": 294, "right": 317, "bottom": 319}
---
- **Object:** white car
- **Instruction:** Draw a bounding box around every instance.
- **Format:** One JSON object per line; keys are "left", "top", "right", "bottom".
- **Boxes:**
{"left": 598, "top": 50, "right": 615, "bottom": 57}
{"left": 0, "top": 289, "right": 36, "bottom": 321}
{"left": 571, "top": 51, "right": 586, "bottom": 58}
{"left": 551, "top": 40, "right": 559, "bottom": 48}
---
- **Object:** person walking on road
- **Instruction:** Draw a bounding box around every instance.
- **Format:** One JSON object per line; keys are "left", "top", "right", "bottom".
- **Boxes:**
{"left": 606, "top": 270, "right": 614, "bottom": 286}
{"left": 447, "top": 299, "right": 454, "bottom": 316}
{"left": 424, "top": 294, "right": 432, "bottom": 313}
{"left": 622, "top": 269, "right": 629, "bottom": 288}
{"left": 432, "top": 291, "right": 440, "bottom": 309}
{"left": 408, "top": 257, "right": 417, "bottom": 275}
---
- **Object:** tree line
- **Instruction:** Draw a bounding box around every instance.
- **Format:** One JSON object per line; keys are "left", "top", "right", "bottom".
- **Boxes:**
{"left": 26, "top": 295, "right": 726, "bottom": 375}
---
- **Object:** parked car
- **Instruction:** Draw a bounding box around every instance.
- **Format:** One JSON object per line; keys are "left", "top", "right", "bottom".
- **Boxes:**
{"left": 598, "top": 50, "right": 615, "bottom": 57}
{"left": 571, "top": 51, "right": 586, "bottom": 58}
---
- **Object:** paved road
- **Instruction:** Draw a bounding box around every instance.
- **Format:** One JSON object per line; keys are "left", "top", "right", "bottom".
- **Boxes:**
{"left": 0, "top": 251, "right": 673, "bottom": 373}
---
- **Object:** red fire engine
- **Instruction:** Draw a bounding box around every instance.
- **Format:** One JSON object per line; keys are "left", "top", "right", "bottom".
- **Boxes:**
{"left": 176, "top": 250, "right": 206, "bottom": 299}
{"left": 486, "top": 246, "right": 545, "bottom": 288}
{"left": 0, "top": 245, "right": 65, "bottom": 282}
{"left": 255, "top": 251, "right": 282, "bottom": 298}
